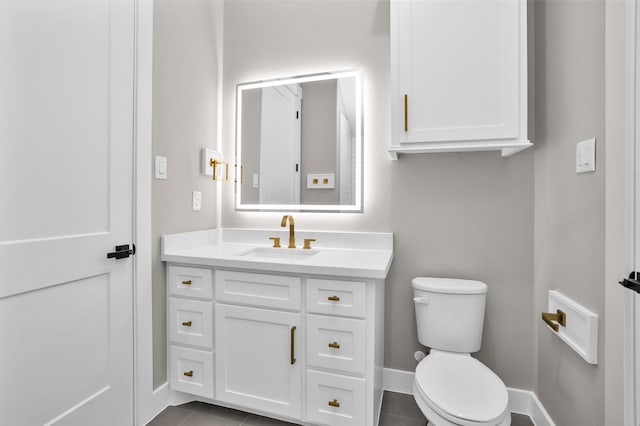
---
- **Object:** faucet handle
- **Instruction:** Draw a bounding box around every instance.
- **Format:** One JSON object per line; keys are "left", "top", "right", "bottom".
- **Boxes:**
{"left": 303, "top": 238, "right": 316, "bottom": 250}
{"left": 269, "top": 237, "right": 281, "bottom": 248}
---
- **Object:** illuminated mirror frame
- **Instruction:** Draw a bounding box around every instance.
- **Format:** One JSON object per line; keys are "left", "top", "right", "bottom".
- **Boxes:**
{"left": 235, "top": 69, "right": 363, "bottom": 212}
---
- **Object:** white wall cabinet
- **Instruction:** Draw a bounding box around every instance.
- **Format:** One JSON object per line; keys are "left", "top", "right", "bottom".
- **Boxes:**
{"left": 166, "top": 265, "right": 385, "bottom": 426}
{"left": 389, "top": 0, "right": 530, "bottom": 158}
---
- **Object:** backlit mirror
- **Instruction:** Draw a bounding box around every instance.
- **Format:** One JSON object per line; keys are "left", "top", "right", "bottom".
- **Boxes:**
{"left": 235, "top": 70, "right": 362, "bottom": 211}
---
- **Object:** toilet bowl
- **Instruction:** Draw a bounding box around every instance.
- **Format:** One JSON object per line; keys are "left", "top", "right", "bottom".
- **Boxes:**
{"left": 413, "top": 350, "right": 510, "bottom": 426}
{"left": 412, "top": 277, "right": 511, "bottom": 426}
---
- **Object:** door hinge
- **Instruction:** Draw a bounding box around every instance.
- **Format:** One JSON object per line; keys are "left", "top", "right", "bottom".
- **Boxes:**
{"left": 619, "top": 271, "right": 640, "bottom": 294}
{"left": 107, "top": 244, "right": 136, "bottom": 260}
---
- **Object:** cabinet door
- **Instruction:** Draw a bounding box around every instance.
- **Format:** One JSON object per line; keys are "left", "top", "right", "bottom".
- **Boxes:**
{"left": 215, "top": 304, "right": 301, "bottom": 418}
{"left": 392, "top": 0, "right": 524, "bottom": 145}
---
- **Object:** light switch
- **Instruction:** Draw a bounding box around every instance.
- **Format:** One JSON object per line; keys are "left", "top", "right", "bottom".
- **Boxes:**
{"left": 252, "top": 173, "right": 259, "bottom": 188}
{"left": 576, "top": 138, "right": 596, "bottom": 174}
{"left": 192, "top": 191, "right": 201, "bottom": 211}
{"left": 155, "top": 156, "right": 167, "bottom": 180}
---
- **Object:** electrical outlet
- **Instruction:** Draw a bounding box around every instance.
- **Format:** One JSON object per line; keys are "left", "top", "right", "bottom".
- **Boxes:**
{"left": 192, "top": 191, "right": 201, "bottom": 211}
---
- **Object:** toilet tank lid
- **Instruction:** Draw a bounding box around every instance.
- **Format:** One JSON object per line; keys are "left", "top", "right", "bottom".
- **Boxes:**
{"left": 412, "top": 277, "right": 487, "bottom": 294}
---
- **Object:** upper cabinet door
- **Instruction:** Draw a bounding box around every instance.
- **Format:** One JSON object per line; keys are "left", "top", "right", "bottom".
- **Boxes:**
{"left": 390, "top": 0, "right": 530, "bottom": 159}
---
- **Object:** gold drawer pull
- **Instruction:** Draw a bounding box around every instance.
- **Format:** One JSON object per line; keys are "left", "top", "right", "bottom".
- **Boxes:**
{"left": 404, "top": 94, "right": 408, "bottom": 131}
{"left": 290, "top": 326, "right": 297, "bottom": 365}
{"left": 182, "top": 321, "right": 192, "bottom": 327}
{"left": 328, "top": 342, "right": 340, "bottom": 349}
{"left": 327, "top": 295, "right": 340, "bottom": 302}
{"left": 181, "top": 280, "right": 192, "bottom": 286}
{"left": 328, "top": 399, "right": 340, "bottom": 408}
{"left": 183, "top": 370, "right": 193, "bottom": 377}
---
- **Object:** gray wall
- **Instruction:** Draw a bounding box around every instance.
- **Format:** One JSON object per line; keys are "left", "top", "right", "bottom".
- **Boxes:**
{"left": 533, "top": 1, "right": 605, "bottom": 424}
{"left": 152, "top": 0, "right": 222, "bottom": 388}
{"left": 300, "top": 80, "right": 339, "bottom": 205}
{"left": 220, "top": 0, "right": 535, "bottom": 388}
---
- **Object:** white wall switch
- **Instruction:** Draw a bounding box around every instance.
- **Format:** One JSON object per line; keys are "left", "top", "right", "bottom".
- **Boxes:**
{"left": 576, "top": 138, "right": 596, "bottom": 174}
{"left": 252, "top": 173, "right": 259, "bottom": 188}
{"left": 155, "top": 156, "right": 167, "bottom": 180}
{"left": 192, "top": 190, "right": 202, "bottom": 211}
{"left": 201, "top": 148, "right": 220, "bottom": 176}
{"left": 307, "top": 173, "right": 335, "bottom": 189}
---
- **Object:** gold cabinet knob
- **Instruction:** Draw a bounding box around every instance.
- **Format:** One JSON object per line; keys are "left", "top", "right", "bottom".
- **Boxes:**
{"left": 328, "top": 399, "right": 340, "bottom": 408}
{"left": 328, "top": 342, "right": 340, "bottom": 349}
{"left": 303, "top": 238, "right": 316, "bottom": 249}
{"left": 183, "top": 370, "right": 193, "bottom": 377}
{"left": 182, "top": 321, "right": 192, "bottom": 327}
{"left": 181, "top": 280, "right": 192, "bottom": 286}
{"left": 269, "top": 237, "right": 281, "bottom": 248}
{"left": 327, "top": 295, "right": 340, "bottom": 302}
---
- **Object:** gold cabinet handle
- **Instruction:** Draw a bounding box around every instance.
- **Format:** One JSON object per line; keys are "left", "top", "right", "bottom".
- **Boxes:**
{"left": 183, "top": 370, "right": 193, "bottom": 377}
{"left": 328, "top": 342, "right": 340, "bottom": 349}
{"left": 542, "top": 309, "right": 566, "bottom": 332}
{"left": 290, "top": 325, "right": 297, "bottom": 365}
{"left": 182, "top": 321, "right": 192, "bottom": 327}
{"left": 327, "top": 295, "right": 340, "bottom": 302}
{"left": 303, "top": 238, "right": 316, "bottom": 250}
{"left": 404, "top": 94, "right": 408, "bottom": 132}
{"left": 269, "top": 237, "right": 281, "bottom": 248}
{"left": 328, "top": 399, "right": 340, "bottom": 408}
{"left": 181, "top": 280, "right": 192, "bottom": 286}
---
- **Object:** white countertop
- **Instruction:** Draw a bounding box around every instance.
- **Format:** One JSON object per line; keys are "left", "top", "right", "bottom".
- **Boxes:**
{"left": 161, "top": 229, "right": 394, "bottom": 279}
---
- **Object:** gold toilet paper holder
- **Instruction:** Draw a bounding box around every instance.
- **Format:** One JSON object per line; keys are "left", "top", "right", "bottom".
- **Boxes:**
{"left": 542, "top": 309, "right": 566, "bottom": 332}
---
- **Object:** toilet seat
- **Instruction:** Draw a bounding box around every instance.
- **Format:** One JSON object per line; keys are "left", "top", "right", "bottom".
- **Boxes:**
{"left": 414, "top": 350, "right": 509, "bottom": 426}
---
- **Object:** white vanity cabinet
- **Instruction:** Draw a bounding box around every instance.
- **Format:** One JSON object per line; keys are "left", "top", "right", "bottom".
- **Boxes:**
{"left": 167, "top": 266, "right": 215, "bottom": 399}
{"left": 389, "top": 0, "right": 530, "bottom": 158}
{"left": 166, "top": 266, "right": 384, "bottom": 426}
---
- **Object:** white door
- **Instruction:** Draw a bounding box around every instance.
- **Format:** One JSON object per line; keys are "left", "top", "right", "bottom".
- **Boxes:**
{"left": 0, "top": 1, "right": 136, "bottom": 425}
{"left": 259, "top": 84, "right": 302, "bottom": 205}
{"left": 392, "top": 0, "right": 520, "bottom": 144}
{"left": 215, "top": 304, "right": 301, "bottom": 418}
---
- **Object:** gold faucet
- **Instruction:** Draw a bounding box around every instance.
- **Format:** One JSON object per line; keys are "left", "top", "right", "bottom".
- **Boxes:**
{"left": 281, "top": 215, "right": 296, "bottom": 248}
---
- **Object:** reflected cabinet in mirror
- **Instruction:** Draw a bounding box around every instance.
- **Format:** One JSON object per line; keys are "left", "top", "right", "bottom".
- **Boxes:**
{"left": 235, "top": 70, "right": 362, "bottom": 211}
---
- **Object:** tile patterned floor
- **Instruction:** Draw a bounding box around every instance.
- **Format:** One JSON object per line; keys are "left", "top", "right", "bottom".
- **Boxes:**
{"left": 147, "top": 391, "right": 534, "bottom": 426}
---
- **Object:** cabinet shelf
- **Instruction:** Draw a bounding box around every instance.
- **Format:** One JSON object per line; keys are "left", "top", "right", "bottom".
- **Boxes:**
{"left": 388, "top": 140, "right": 532, "bottom": 160}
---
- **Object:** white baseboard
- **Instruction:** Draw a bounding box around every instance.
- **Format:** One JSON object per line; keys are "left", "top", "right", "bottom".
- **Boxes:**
{"left": 382, "top": 368, "right": 555, "bottom": 426}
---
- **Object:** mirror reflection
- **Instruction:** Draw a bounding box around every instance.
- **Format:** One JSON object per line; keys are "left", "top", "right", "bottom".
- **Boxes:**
{"left": 235, "top": 70, "right": 362, "bottom": 211}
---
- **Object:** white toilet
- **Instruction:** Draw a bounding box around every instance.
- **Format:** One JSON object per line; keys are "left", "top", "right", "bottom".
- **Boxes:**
{"left": 412, "top": 277, "right": 511, "bottom": 426}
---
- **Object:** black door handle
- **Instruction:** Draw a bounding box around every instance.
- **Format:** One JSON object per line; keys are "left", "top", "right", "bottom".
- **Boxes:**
{"left": 619, "top": 271, "right": 640, "bottom": 294}
{"left": 107, "top": 244, "right": 136, "bottom": 259}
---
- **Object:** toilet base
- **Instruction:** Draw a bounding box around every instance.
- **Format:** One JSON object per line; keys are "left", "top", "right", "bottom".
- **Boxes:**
{"left": 413, "top": 381, "right": 511, "bottom": 426}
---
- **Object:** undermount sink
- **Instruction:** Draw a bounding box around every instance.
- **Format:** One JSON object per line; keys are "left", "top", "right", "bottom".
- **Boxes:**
{"left": 239, "top": 247, "right": 319, "bottom": 261}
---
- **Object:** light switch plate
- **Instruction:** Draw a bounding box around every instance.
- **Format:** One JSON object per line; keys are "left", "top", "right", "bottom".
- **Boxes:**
{"left": 252, "top": 173, "right": 259, "bottom": 188}
{"left": 155, "top": 156, "right": 167, "bottom": 180}
{"left": 307, "top": 173, "right": 335, "bottom": 189}
{"left": 202, "top": 149, "right": 220, "bottom": 176}
{"left": 192, "top": 191, "right": 202, "bottom": 211}
{"left": 576, "top": 138, "right": 596, "bottom": 174}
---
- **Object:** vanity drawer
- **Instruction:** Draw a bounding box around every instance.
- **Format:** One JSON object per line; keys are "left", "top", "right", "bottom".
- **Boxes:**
{"left": 216, "top": 270, "right": 301, "bottom": 310}
{"left": 307, "top": 314, "right": 366, "bottom": 374}
{"left": 169, "top": 346, "right": 214, "bottom": 399}
{"left": 168, "top": 266, "right": 213, "bottom": 300}
{"left": 306, "top": 279, "right": 366, "bottom": 318}
{"left": 306, "top": 370, "right": 365, "bottom": 426}
{"left": 169, "top": 298, "right": 213, "bottom": 348}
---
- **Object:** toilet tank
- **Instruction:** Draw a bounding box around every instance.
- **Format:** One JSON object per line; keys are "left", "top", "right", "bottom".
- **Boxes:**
{"left": 412, "top": 277, "right": 487, "bottom": 353}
